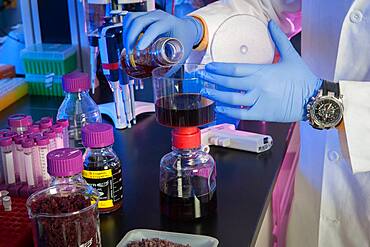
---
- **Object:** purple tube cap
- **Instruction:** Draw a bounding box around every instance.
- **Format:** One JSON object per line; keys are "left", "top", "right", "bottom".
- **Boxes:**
{"left": 47, "top": 148, "right": 83, "bottom": 177}
{"left": 29, "top": 124, "right": 40, "bottom": 133}
{"left": 4, "top": 132, "right": 17, "bottom": 139}
{"left": 51, "top": 124, "right": 63, "bottom": 133}
{"left": 8, "top": 114, "right": 29, "bottom": 128}
{"left": 28, "top": 133, "right": 42, "bottom": 141}
{"left": 0, "top": 128, "right": 10, "bottom": 135}
{"left": 39, "top": 119, "right": 52, "bottom": 129}
{"left": 82, "top": 123, "right": 114, "bottom": 148}
{"left": 44, "top": 130, "right": 56, "bottom": 138}
{"left": 37, "top": 136, "right": 50, "bottom": 146}
{"left": 0, "top": 137, "right": 12, "bottom": 147}
{"left": 56, "top": 119, "right": 69, "bottom": 128}
{"left": 22, "top": 138, "right": 35, "bottom": 148}
{"left": 14, "top": 136, "right": 26, "bottom": 145}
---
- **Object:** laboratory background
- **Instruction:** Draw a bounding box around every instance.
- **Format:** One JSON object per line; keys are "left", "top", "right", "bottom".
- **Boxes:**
{"left": 0, "top": 0, "right": 367, "bottom": 246}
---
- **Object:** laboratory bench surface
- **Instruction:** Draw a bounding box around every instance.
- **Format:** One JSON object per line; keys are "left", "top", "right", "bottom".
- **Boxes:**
{"left": 0, "top": 93, "right": 296, "bottom": 247}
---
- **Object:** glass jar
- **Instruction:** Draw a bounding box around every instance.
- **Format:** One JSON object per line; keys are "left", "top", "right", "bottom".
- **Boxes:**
{"left": 47, "top": 148, "right": 87, "bottom": 186}
{"left": 82, "top": 123, "right": 123, "bottom": 214}
{"left": 160, "top": 128, "right": 217, "bottom": 221}
{"left": 57, "top": 72, "right": 102, "bottom": 148}
{"left": 121, "top": 37, "right": 184, "bottom": 79}
{"left": 27, "top": 184, "right": 101, "bottom": 247}
{"left": 152, "top": 64, "right": 215, "bottom": 127}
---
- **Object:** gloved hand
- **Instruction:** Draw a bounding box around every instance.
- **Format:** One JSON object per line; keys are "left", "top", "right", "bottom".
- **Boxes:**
{"left": 197, "top": 21, "right": 323, "bottom": 122}
{"left": 123, "top": 10, "right": 203, "bottom": 64}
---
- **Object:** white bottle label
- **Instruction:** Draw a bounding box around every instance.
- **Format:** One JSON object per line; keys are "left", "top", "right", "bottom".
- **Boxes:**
{"left": 5, "top": 152, "right": 15, "bottom": 184}
{"left": 39, "top": 147, "right": 50, "bottom": 181}
{"left": 24, "top": 153, "right": 35, "bottom": 186}
{"left": 16, "top": 146, "right": 26, "bottom": 182}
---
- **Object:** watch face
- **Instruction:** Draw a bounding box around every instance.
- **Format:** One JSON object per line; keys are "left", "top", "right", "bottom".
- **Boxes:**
{"left": 312, "top": 96, "right": 343, "bottom": 128}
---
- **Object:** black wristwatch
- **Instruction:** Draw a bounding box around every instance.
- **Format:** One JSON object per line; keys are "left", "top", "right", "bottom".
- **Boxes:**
{"left": 306, "top": 80, "right": 344, "bottom": 129}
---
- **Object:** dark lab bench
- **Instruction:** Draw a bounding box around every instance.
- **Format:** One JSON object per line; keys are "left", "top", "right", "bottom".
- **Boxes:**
{"left": 0, "top": 94, "right": 296, "bottom": 247}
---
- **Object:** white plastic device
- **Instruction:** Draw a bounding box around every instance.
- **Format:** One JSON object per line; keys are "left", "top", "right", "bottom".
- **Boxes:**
{"left": 99, "top": 101, "right": 155, "bottom": 129}
{"left": 201, "top": 123, "right": 273, "bottom": 153}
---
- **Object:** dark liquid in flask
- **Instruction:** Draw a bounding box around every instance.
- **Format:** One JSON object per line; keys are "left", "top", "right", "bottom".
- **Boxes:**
{"left": 121, "top": 50, "right": 155, "bottom": 79}
{"left": 155, "top": 94, "right": 215, "bottom": 127}
{"left": 160, "top": 177, "right": 217, "bottom": 221}
{"left": 83, "top": 155, "right": 123, "bottom": 214}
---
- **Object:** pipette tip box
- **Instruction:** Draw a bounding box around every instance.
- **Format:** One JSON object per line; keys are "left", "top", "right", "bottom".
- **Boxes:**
{"left": 21, "top": 43, "right": 77, "bottom": 76}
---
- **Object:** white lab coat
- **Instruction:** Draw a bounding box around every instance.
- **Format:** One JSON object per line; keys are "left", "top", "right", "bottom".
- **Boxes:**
{"left": 189, "top": 0, "right": 370, "bottom": 246}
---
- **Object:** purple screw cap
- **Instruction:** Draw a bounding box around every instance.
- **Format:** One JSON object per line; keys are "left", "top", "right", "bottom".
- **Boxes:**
{"left": 51, "top": 124, "right": 63, "bottom": 133}
{"left": 44, "top": 130, "right": 56, "bottom": 138}
{"left": 0, "top": 129, "right": 10, "bottom": 135}
{"left": 14, "top": 136, "right": 26, "bottom": 145}
{"left": 0, "top": 137, "right": 12, "bottom": 147}
{"left": 28, "top": 133, "right": 42, "bottom": 141}
{"left": 37, "top": 136, "right": 50, "bottom": 146}
{"left": 56, "top": 119, "right": 69, "bottom": 128}
{"left": 47, "top": 148, "right": 83, "bottom": 177}
{"left": 29, "top": 124, "right": 40, "bottom": 133}
{"left": 4, "top": 132, "right": 17, "bottom": 139}
{"left": 22, "top": 138, "right": 34, "bottom": 148}
{"left": 82, "top": 123, "right": 114, "bottom": 148}
{"left": 39, "top": 119, "right": 52, "bottom": 130}
{"left": 8, "top": 114, "right": 29, "bottom": 128}
{"left": 62, "top": 71, "right": 90, "bottom": 93}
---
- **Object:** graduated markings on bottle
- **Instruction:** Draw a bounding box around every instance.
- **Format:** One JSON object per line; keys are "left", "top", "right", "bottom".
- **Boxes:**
{"left": 83, "top": 169, "right": 116, "bottom": 209}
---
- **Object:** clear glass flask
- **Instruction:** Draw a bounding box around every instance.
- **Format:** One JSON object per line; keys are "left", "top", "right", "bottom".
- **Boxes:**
{"left": 160, "top": 127, "right": 217, "bottom": 221}
{"left": 82, "top": 123, "right": 123, "bottom": 214}
{"left": 57, "top": 72, "right": 102, "bottom": 148}
{"left": 121, "top": 37, "right": 184, "bottom": 79}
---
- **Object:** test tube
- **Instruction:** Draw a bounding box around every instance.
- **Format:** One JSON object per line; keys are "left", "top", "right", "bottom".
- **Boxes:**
{"left": 8, "top": 114, "right": 30, "bottom": 135}
{"left": 14, "top": 136, "right": 26, "bottom": 183}
{"left": 39, "top": 118, "right": 52, "bottom": 133}
{"left": 22, "top": 139, "right": 36, "bottom": 187}
{"left": 51, "top": 124, "right": 64, "bottom": 149}
{"left": 44, "top": 130, "right": 57, "bottom": 151}
{"left": 56, "top": 119, "right": 69, "bottom": 148}
{"left": 0, "top": 190, "right": 9, "bottom": 206}
{"left": 36, "top": 137, "right": 50, "bottom": 184}
{"left": 2, "top": 196, "right": 11, "bottom": 211}
{"left": 0, "top": 137, "right": 16, "bottom": 185}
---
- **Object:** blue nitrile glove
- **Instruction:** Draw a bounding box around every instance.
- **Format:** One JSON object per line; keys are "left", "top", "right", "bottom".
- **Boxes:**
{"left": 123, "top": 10, "right": 203, "bottom": 64}
{"left": 197, "top": 21, "right": 323, "bottom": 122}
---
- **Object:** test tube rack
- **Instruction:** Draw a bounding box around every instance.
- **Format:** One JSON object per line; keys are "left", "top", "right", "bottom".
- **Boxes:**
{"left": 0, "top": 197, "right": 33, "bottom": 247}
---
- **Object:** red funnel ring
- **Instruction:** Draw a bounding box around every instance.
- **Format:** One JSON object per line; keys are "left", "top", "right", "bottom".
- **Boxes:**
{"left": 172, "top": 127, "right": 201, "bottom": 149}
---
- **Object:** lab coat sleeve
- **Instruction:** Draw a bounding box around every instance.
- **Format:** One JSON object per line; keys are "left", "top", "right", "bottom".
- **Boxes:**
{"left": 188, "top": 0, "right": 301, "bottom": 63}
{"left": 340, "top": 81, "right": 370, "bottom": 173}
{"left": 191, "top": 0, "right": 301, "bottom": 36}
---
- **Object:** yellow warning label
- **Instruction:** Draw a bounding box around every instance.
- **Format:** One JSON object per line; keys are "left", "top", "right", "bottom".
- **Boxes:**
{"left": 82, "top": 170, "right": 112, "bottom": 179}
{"left": 98, "top": 200, "right": 114, "bottom": 208}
